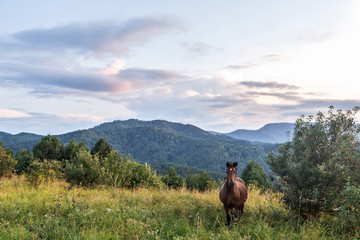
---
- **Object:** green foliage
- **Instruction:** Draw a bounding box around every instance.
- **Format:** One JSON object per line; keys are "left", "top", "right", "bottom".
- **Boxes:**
{"left": 336, "top": 182, "right": 360, "bottom": 233}
{"left": 241, "top": 159, "right": 271, "bottom": 190}
{"left": 25, "top": 159, "right": 63, "bottom": 187}
{"left": 90, "top": 137, "right": 112, "bottom": 160}
{"left": 267, "top": 106, "right": 360, "bottom": 217}
{"left": 65, "top": 145, "right": 162, "bottom": 188}
{"left": 33, "top": 135, "right": 65, "bottom": 162}
{"left": 65, "top": 149, "right": 102, "bottom": 187}
{"left": 0, "top": 142, "right": 15, "bottom": 178}
{"left": 14, "top": 149, "right": 35, "bottom": 174}
{"left": 185, "top": 170, "right": 218, "bottom": 191}
{"left": 151, "top": 162, "right": 224, "bottom": 180}
{"left": 1, "top": 120, "right": 276, "bottom": 177}
{"left": 99, "top": 150, "right": 162, "bottom": 188}
{"left": 63, "top": 139, "right": 89, "bottom": 161}
{"left": 161, "top": 167, "right": 182, "bottom": 189}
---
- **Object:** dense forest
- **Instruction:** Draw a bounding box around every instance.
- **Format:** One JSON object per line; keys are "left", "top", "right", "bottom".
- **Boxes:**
{"left": 0, "top": 119, "right": 278, "bottom": 177}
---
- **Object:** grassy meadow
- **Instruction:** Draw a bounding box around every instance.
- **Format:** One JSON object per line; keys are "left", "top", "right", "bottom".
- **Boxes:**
{"left": 0, "top": 176, "right": 358, "bottom": 240}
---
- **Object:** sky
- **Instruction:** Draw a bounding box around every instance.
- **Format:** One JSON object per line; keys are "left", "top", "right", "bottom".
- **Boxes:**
{"left": 1, "top": 0, "right": 360, "bottom": 135}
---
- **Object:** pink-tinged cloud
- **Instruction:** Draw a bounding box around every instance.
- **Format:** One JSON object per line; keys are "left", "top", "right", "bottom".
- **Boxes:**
{"left": 9, "top": 17, "right": 182, "bottom": 56}
{"left": 0, "top": 109, "right": 30, "bottom": 118}
{"left": 0, "top": 62, "right": 186, "bottom": 98}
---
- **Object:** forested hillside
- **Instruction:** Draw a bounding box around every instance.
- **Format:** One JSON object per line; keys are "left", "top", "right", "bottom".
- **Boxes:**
{"left": 0, "top": 119, "right": 278, "bottom": 175}
{"left": 223, "top": 123, "right": 295, "bottom": 143}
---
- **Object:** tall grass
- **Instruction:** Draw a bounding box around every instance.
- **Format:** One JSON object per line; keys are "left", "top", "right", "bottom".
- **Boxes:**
{"left": 0, "top": 176, "right": 358, "bottom": 239}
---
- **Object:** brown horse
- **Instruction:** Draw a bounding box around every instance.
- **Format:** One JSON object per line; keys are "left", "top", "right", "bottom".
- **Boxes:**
{"left": 219, "top": 161, "right": 247, "bottom": 225}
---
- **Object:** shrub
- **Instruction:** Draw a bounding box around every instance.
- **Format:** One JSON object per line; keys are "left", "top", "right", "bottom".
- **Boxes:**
{"left": 162, "top": 167, "right": 182, "bottom": 189}
{"left": 65, "top": 149, "right": 102, "bottom": 187}
{"left": 15, "top": 149, "right": 35, "bottom": 174}
{"left": 33, "top": 135, "right": 65, "bottom": 161}
{"left": 336, "top": 182, "right": 360, "bottom": 233}
{"left": 0, "top": 142, "right": 15, "bottom": 178}
{"left": 267, "top": 106, "right": 360, "bottom": 217}
{"left": 241, "top": 159, "right": 271, "bottom": 190}
{"left": 26, "top": 159, "right": 63, "bottom": 186}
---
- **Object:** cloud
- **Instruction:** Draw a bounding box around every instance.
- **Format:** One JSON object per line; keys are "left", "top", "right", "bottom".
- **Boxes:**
{"left": 100, "top": 59, "right": 126, "bottom": 75}
{"left": 246, "top": 91, "right": 302, "bottom": 101}
{"left": 226, "top": 54, "right": 289, "bottom": 70}
{"left": 0, "top": 109, "right": 30, "bottom": 118}
{"left": 0, "top": 112, "right": 105, "bottom": 134}
{"left": 0, "top": 62, "right": 186, "bottom": 98}
{"left": 183, "top": 42, "right": 218, "bottom": 56}
{"left": 6, "top": 17, "right": 182, "bottom": 56}
{"left": 239, "top": 81, "right": 300, "bottom": 90}
{"left": 262, "top": 54, "right": 288, "bottom": 62}
{"left": 226, "top": 63, "right": 260, "bottom": 70}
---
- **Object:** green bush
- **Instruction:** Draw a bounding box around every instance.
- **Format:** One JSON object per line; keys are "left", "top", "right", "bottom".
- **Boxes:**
{"left": 26, "top": 159, "right": 63, "bottom": 186}
{"left": 267, "top": 106, "right": 360, "bottom": 217}
{"left": 0, "top": 142, "right": 15, "bottom": 178}
{"left": 161, "top": 167, "right": 182, "bottom": 189}
{"left": 185, "top": 170, "right": 217, "bottom": 191}
{"left": 65, "top": 149, "right": 102, "bottom": 187}
{"left": 33, "top": 135, "right": 65, "bottom": 162}
{"left": 15, "top": 149, "right": 35, "bottom": 174}
{"left": 99, "top": 151, "right": 162, "bottom": 188}
{"left": 336, "top": 182, "right": 360, "bottom": 233}
{"left": 241, "top": 159, "right": 271, "bottom": 190}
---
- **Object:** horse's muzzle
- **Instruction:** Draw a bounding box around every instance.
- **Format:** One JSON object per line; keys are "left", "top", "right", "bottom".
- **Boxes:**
{"left": 228, "top": 181, "right": 234, "bottom": 188}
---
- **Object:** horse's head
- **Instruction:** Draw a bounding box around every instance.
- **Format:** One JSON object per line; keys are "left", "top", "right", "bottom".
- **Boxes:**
{"left": 226, "top": 161, "right": 238, "bottom": 188}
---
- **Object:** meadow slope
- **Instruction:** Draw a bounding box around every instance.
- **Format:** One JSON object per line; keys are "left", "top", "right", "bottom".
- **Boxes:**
{"left": 0, "top": 177, "right": 358, "bottom": 239}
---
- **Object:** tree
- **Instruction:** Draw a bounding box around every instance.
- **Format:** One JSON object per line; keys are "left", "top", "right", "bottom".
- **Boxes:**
{"left": 64, "top": 139, "right": 89, "bottom": 161}
{"left": 267, "top": 106, "right": 360, "bottom": 217}
{"left": 91, "top": 138, "right": 113, "bottom": 160}
{"left": 161, "top": 167, "right": 182, "bottom": 189}
{"left": 15, "top": 149, "right": 35, "bottom": 174}
{"left": 33, "top": 135, "right": 65, "bottom": 162}
{"left": 0, "top": 142, "right": 15, "bottom": 178}
{"left": 240, "top": 159, "right": 271, "bottom": 190}
{"left": 65, "top": 148, "right": 102, "bottom": 187}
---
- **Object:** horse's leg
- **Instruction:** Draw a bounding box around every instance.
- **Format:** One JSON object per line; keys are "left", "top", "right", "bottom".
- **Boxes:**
{"left": 239, "top": 204, "right": 244, "bottom": 216}
{"left": 224, "top": 206, "right": 231, "bottom": 225}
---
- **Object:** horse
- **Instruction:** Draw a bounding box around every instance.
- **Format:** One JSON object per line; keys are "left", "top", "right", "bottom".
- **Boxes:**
{"left": 219, "top": 161, "right": 247, "bottom": 225}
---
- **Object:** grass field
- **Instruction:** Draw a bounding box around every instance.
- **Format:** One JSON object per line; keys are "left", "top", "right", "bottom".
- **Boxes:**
{"left": 0, "top": 176, "right": 358, "bottom": 239}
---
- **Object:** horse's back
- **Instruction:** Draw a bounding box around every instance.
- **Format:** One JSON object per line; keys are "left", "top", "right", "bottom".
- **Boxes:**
{"left": 236, "top": 177, "right": 245, "bottom": 186}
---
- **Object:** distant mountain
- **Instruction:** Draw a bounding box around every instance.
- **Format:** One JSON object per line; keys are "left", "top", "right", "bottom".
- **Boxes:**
{"left": 223, "top": 123, "right": 295, "bottom": 144}
{"left": 0, "top": 119, "right": 279, "bottom": 177}
{"left": 0, "top": 131, "right": 42, "bottom": 151}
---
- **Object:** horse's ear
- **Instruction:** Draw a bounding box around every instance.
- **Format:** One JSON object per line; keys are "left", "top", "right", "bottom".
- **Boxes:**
{"left": 226, "top": 162, "right": 231, "bottom": 167}
{"left": 234, "top": 162, "right": 238, "bottom": 168}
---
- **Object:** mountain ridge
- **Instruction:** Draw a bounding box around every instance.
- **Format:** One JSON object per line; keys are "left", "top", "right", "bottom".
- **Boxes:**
{"left": 0, "top": 119, "right": 287, "bottom": 176}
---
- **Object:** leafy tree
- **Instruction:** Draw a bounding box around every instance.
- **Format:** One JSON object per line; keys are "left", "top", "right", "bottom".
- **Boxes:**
{"left": 162, "top": 167, "right": 182, "bottom": 189}
{"left": 33, "top": 135, "right": 65, "bottom": 162}
{"left": 26, "top": 159, "right": 63, "bottom": 186}
{"left": 91, "top": 138, "right": 112, "bottom": 160}
{"left": 185, "top": 170, "right": 217, "bottom": 191}
{"left": 267, "top": 106, "right": 360, "bottom": 217}
{"left": 241, "top": 159, "right": 271, "bottom": 190}
{"left": 65, "top": 148, "right": 102, "bottom": 187}
{"left": 15, "top": 149, "right": 35, "bottom": 174}
{"left": 0, "top": 142, "right": 15, "bottom": 178}
{"left": 64, "top": 139, "right": 89, "bottom": 160}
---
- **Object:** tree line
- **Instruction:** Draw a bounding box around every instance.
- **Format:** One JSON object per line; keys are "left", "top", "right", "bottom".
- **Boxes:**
{"left": 0, "top": 134, "right": 269, "bottom": 191}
